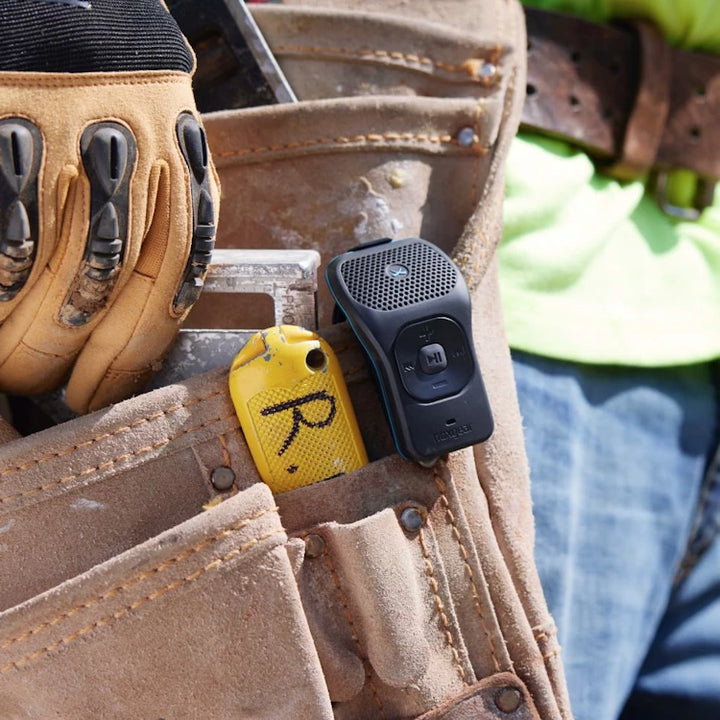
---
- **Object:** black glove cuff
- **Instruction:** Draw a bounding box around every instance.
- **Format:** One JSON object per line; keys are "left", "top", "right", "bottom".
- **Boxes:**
{"left": 0, "top": 0, "right": 193, "bottom": 73}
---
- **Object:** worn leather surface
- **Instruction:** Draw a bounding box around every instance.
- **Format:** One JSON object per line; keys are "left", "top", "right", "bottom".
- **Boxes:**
{"left": 0, "top": 414, "right": 18, "bottom": 444}
{"left": 522, "top": 6, "right": 720, "bottom": 180}
{"left": 0, "top": 1, "right": 573, "bottom": 718}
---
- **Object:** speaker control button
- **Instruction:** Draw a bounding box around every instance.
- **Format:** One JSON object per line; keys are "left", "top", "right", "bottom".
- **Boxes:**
{"left": 394, "top": 318, "right": 473, "bottom": 401}
{"left": 418, "top": 343, "right": 447, "bottom": 374}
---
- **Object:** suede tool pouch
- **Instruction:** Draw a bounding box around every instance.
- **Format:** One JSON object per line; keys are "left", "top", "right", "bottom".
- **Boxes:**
{"left": 0, "top": 483, "right": 335, "bottom": 719}
{"left": 0, "top": 319, "right": 566, "bottom": 720}
{"left": 279, "top": 455, "right": 539, "bottom": 719}
{"left": 0, "top": 0, "right": 573, "bottom": 717}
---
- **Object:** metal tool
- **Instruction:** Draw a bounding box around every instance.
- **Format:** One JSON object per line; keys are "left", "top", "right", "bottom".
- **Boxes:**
{"left": 168, "top": 0, "right": 296, "bottom": 111}
{"left": 154, "top": 248, "right": 321, "bottom": 387}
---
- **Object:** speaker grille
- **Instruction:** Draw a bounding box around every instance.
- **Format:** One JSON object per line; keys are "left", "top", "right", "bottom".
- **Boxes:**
{"left": 340, "top": 242, "right": 457, "bottom": 311}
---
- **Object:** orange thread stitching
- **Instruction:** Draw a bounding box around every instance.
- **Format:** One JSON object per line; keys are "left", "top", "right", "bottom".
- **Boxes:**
{"left": 0, "top": 504, "right": 279, "bottom": 654}
{"left": 215, "top": 132, "right": 488, "bottom": 161}
{"left": 0, "top": 389, "right": 224, "bottom": 480}
{"left": 542, "top": 649, "right": 562, "bottom": 661}
{"left": 433, "top": 469, "right": 502, "bottom": 672}
{"left": 533, "top": 626, "right": 558, "bottom": 642}
{"left": 274, "top": 44, "right": 489, "bottom": 80}
{"left": 0, "top": 412, "right": 236, "bottom": 506}
{"left": 323, "top": 547, "right": 386, "bottom": 719}
{"left": 0, "top": 526, "right": 284, "bottom": 674}
{"left": 218, "top": 433, "right": 232, "bottom": 468}
{"left": 418, "top": 528, "right": 467, "bottom": 684}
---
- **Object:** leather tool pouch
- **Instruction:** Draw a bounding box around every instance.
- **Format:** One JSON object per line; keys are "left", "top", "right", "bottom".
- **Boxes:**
{"left": 0, "top": 1, "right": 573, "bottom": 718}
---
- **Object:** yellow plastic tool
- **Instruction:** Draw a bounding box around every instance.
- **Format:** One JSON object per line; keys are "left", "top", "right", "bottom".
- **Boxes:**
{"left": 229, "top": 325, "right": 368, "bottom": 493}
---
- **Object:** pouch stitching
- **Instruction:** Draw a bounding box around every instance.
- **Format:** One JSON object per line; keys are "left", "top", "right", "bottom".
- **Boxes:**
{"left": 542, "top": 649, "right": 561, "bottom": 662}
{"left": 533, "top": 622, "right": 563, "bottom": 664}
{"left": 1, "top": 527, "right": 285, "bottom": 674}
{"left": 0, "top": 389, "right": 225, "bottom": 480}
{"left": 418, "top": 527, "right": 468, "bottom": 684}
{"left": 433, "top": 468, "right": 501, "bottom": 673}
{"left": 214, "top": 132, "right": 489, "bottom": 161}
{"left": 0, "top": 412, "right": 236, "bottom": 506}
{"left": 0, "top": 506, "right": 281, "bottom": 670}
{"left": 321, "top": 544, "right": 387, "bottom": 719}
{"left": 273, "top": 44, "right": 498, "bottom": 85}
{"left": 532, "top": 625, "right": 558, "bottom": 642}
{"left": 218, "top": 432, "right": 232, "bottom": 468}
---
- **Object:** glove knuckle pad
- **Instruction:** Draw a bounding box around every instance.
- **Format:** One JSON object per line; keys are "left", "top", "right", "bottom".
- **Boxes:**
{"left": 0, "top": 118, "right": 42, "bottom": 302}
{"left": 173, "top": 112, "right": 216, "bottom": 315}
{"left": 58, "top": 122, "right": 136, "bottom": 327}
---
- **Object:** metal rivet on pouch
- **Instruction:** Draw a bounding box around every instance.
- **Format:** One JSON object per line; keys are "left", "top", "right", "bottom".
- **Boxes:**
{"left": 477, "top": 61, "right": 497, "bottom": 78}
{"left": 210, "top": 466, "right": 236, "bottom": 491}
{"left": 304, "top": 533, "right": 326, "bottom": 559}
{"left": 399, "top": 506, "right": 426, "bottom": 533}
{"left": 457, "top": 127, "right": 477, "bottom": 147}
{"left": 495, "top": 687, "right": 523, "bottom": 714}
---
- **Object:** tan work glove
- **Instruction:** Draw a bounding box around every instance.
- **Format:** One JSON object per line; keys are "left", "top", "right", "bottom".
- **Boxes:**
{"left": 0, "top": 0, "right": 219, "bottom": 413}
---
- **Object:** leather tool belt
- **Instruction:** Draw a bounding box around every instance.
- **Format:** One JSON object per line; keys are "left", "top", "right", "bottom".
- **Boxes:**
{"left": 522, "top": 7, "right": 720, "bottom": 217}
{"left": 0, "top": 1, "right": 577, "bottom": 718}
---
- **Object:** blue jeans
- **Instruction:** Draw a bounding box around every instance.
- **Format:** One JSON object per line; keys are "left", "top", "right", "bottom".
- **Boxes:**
{"left": 512, "top": 352, "right": 720, "bottom": 720}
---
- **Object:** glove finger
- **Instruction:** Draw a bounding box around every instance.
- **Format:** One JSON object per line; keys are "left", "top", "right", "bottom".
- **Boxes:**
{"left": 67, "top": 116, "right": 218, "bottom": 412}
{"left": 0, "top": 122, "right": 142, "bottom": 395}
{"left": 0, "top": 168, "right": 88, "bottom": 393}
{"left": 0, "top": 117, "right": 44, "bottom": 321}
{"left": 65, "top": 160, "right": 177, "bottom": 411}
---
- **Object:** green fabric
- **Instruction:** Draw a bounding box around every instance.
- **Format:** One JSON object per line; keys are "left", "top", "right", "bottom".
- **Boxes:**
{"left": 498, "top": 0, "right": 720, "bottom": 366}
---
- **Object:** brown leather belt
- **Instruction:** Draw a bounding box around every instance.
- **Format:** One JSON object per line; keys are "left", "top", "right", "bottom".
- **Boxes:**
{"left": 522, "top": 7, "right": 720, "bottom": 217}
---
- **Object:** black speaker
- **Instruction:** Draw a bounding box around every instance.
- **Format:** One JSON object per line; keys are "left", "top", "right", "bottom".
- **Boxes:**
{"left": 326, "top": 237, "right": 494, "bottom": 463}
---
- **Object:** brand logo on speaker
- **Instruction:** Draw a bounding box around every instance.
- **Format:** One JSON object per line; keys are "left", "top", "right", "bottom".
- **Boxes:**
{"left": 386, "top": 263, "right": 409, "bottom": 279}
{"left": 434, "top": 423, "right": 473, "bottom": 444}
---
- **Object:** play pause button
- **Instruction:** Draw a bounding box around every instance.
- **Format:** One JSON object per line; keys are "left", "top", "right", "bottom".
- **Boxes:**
{"left": 418, "top": 343, "right": 447, "bottom": 374}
